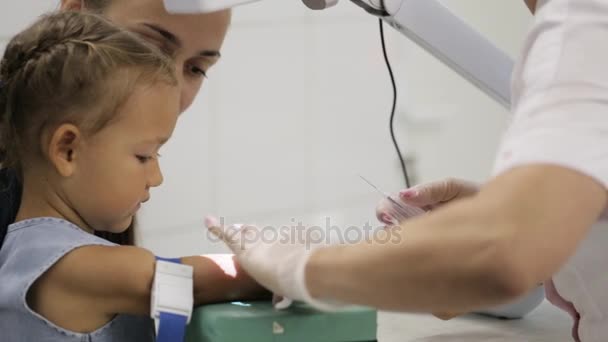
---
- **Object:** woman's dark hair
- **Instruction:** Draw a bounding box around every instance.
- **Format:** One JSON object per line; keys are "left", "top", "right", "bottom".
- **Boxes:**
{"left": 83, "top": 0, "right": 112, "bottom": 12}
{"left": 0, "top": 169, "right": 21, "bottom": 247}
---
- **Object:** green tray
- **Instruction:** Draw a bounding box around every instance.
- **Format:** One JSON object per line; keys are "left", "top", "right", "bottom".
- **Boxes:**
{"left": 186, "top": 301, "right": 377, "bottom": 342}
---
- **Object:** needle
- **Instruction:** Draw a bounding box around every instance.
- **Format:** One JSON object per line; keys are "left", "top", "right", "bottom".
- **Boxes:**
{"left": 358, "top": 174, "right": 423, "bottom": 222}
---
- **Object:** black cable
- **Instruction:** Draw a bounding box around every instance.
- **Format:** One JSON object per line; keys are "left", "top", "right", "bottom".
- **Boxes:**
{"left": 351, "top": 0, "right": 390, "bottom": 16}
{"left": 379, "top": 19, "right": 411, "bottom": 188}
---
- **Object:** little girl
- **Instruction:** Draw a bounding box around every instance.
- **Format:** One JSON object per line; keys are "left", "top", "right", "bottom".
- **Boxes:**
{"left": 0, "top": 11, "right": 266, "bottom": 341}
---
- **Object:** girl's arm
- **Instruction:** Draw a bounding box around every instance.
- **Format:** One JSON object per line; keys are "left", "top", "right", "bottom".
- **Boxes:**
{"left": 183, "top": 254, "right": 272, "bottom": 304}
{"left": 28, "top": 247, "right": 269, "bottom": 333}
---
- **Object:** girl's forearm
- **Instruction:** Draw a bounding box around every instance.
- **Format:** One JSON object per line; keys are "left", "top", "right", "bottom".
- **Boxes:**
{"left": 183, "top": 255, "right": 271, "bottom": 305}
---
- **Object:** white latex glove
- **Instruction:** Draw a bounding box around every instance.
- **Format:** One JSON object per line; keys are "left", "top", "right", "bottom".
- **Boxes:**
{"left": 376, "top": 178, "right": 480, "bottom": 225}
{"left": 205, "top": 216, "right": 346, "bottom": 311}
{"left": 375, "top": 179, "right": 544, "bottom": 320}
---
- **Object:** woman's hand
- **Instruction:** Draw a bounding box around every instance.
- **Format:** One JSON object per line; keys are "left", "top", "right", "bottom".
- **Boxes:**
{"left": 376, "top": 178, "right": 480, "bottom": 225}
{"left": 204, "top": 216, "right": 347, "bottom": 311}
{"left": 376, "top": 178, "right": 479, "bottom": 320}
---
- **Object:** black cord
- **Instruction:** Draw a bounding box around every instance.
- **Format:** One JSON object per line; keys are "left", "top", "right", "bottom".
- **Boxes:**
{"left": 379, "top": 19, "right": 411, "bottom": 188}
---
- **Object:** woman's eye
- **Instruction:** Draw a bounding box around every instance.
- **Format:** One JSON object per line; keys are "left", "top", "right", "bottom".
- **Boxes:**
{"left": 136, "top": 155, "right": 152, "bottom": 163}
{"left": 188, "top": 64, "right": 208, "bottom": 78}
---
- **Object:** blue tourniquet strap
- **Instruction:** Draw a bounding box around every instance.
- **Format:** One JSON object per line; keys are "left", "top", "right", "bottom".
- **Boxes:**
{"left": 155, "top": 256, "right": 189, "bottom": 342}
{"left": 156, "top": 256, "right": 182, "bottom": 263}
{"left": 157, "top": 312, "right": 188, "bottom": 342}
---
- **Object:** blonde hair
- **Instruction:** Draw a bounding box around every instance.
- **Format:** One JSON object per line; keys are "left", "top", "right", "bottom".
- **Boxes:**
{"left": 0, "top": 11, "right": 176, "bottom": 172}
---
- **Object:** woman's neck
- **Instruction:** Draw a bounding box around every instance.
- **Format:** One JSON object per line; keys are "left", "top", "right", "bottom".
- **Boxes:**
{"left": 525, "top": 0, "right": 537, "bottom": 13}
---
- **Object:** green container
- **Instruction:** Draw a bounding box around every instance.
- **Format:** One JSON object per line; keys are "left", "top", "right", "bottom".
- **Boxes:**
{"left": 186, "top": 301, "right": 377, "bottom": 342}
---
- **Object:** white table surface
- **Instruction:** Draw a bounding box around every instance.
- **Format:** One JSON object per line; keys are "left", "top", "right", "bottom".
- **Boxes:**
{"left": 377, "top": 301, "right": 572, "bottom": 341}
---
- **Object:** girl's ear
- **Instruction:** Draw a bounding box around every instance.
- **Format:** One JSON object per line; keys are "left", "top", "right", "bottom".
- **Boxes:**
{"left": 46, "top": 124, "right": 83, "bottom": 177}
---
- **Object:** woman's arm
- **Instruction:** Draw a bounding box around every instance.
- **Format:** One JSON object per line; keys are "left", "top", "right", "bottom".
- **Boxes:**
{"left": 306, "top": 164, "right": 606, "bottom": 313}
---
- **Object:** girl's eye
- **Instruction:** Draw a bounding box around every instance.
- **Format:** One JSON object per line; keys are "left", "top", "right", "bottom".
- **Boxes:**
{"left": 137, "top": 153, "right": 162, "bottom": 163}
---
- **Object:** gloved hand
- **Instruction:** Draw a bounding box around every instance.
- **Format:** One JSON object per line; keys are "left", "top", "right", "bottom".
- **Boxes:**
{"left": 376, "top": 178, "right": 480, "bottom": 225}
{"left": 376, "top": 178, "right": 479, "bottom": 321}
{"left": 204, "top": 216, "right": 346, "bottom": 311}
{"left": 375, "top": 179, "right": 544, "bottom": 321}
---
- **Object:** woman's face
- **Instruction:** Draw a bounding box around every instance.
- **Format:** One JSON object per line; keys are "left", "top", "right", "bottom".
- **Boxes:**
{"left": 62, "top": 0, "right": 231, "bottom": 112}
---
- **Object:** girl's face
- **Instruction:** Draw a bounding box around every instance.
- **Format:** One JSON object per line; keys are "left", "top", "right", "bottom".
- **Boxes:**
{"left": 64, "top": 82, "right": 181, "bottom": 233}
{"left": 62, "top": 0, "right": 231, "bottom": 112}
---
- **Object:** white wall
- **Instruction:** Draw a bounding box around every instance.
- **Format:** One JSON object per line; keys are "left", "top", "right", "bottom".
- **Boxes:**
{"left": 0, "top": 1, "right": 533, "bottom": 256}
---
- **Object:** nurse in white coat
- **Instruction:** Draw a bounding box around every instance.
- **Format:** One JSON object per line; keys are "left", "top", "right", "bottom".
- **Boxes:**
{"left": 208, "top": 0, "right": 608, "bottom": 340}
